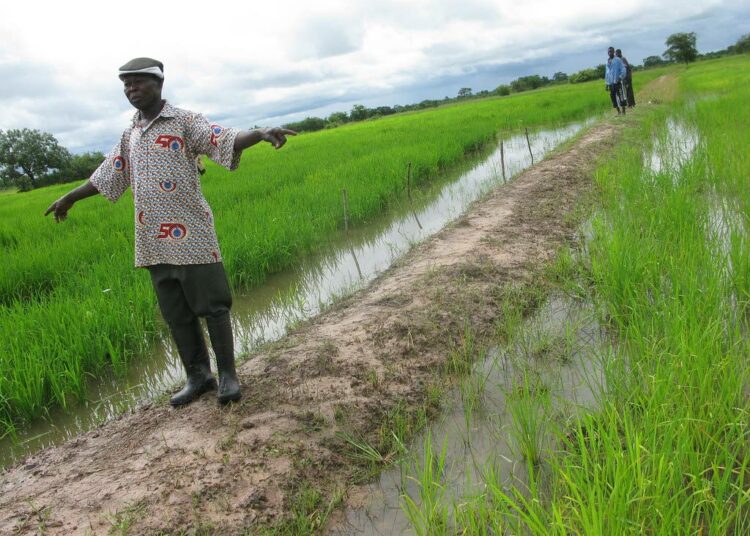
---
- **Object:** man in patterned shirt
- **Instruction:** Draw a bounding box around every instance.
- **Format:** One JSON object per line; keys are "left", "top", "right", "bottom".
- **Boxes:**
{"left": 45, "top": 58, "right": 296, "bottom": 406}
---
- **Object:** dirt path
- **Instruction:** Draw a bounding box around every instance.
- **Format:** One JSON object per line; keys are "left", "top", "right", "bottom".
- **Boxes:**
{"left": 0, "top": 115, "right": 627, "bottom": 535}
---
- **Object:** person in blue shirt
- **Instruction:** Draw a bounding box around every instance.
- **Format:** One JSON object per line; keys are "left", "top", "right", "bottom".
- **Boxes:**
{"left": 605, "top": 46, "right": 627, "bottom": 115}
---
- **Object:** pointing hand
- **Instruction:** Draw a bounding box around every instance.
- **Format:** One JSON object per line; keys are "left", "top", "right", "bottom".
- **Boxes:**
{"left": 261, "top": 128, "right": 297, "bottom": 149}
{"left": 44, "top": 196, "right": 73, "bottom": 222}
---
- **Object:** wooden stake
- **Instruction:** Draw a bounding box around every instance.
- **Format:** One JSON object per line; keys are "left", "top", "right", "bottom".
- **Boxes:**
{"left": 412, "top": 209, "right": 423, "bottom": 230}
{"left": 342, "top": 189, "right": 350, "bottom": 233}
{"left": 348, "top": 244, "right": 363, "bottom": 279}
{"left": 342, "top": 189, "right": 361, "bottom": 277}
{"left": 500, "top": 139, "right": 506, "bottom": 182}
{"left": 406, "top": 161, "right": 412, "bottom": 201}
{"left": 525, "top": 127, "right": 534, "bottom": 165}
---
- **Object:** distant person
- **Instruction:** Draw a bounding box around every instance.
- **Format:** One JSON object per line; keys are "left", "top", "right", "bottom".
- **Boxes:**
{"left": 616, "top": 49, "right": 636, "bottom": 107}
{"left": 45, "top": 58, "right": 296, "bottom": 407}
{"left": 605, "top": 46, "right": 627, "bottom": 115}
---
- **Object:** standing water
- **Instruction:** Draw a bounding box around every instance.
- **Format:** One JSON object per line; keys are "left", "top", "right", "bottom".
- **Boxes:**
{"left": 0, "top": 119, "right": 594, "bottom": 468}
{"left": 329, "top": 295, "right": 607, "bottom": 536}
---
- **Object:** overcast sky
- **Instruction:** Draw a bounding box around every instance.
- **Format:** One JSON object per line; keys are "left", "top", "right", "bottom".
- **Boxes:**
{"left": 1, "top": 0, "right": 748, "bottom": 153}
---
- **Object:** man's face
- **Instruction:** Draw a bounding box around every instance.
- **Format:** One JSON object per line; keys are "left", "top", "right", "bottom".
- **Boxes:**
{"left": 121, "top": 74, "right": 162, "bottom": 110}
{"left": 608, "top": 48, "right": 615, "bottom": 59}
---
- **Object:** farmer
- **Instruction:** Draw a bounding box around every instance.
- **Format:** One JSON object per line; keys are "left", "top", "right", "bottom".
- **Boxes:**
{"left": 45, "top": 57, "right": 296, "bottom": 406}
{"left": 615, "top": 48, "right": 636, "bottom": 107}
{"left": 605, "top": 46, "right": 627, "bottom": 115}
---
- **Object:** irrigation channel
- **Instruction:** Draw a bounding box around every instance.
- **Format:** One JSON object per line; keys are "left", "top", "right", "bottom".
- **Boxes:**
{"left": 0, "top": 118, "right": 595, "bottom": 469}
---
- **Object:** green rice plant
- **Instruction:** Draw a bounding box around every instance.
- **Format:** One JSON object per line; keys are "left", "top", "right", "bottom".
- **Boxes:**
{"left": 400, "top": 433, "right": 450, "bottom": 536}
{"left": 378, "top": 400, "right": 427, "bottom": 459}
{"left": 335, "top": 400, "right": 421, "bottom": 479}
{"left": 545, "top": 245, "right": 591, "bottom": 300}
{"left": 505, "top": 370, "right": 551, "bottom": 467}
{"left": 452, "top": 482, "right": 505, "bottom": 536}
{"left": 495, "top": 288, "right": 526, "bottom": 345}
{"left": 483, "top": 56, "right": 750, "bottom": 533}
{"left": 445, "top": 321, "right": 476, "bottom": 375}
{"left": 335, "top": 431, "right": 391, "bottom": 466}
{"left": 459, "top": 351, "right": 493, "bottom": 432}
{"left": 258, "top": 482, "right": 343, "bottom": 536}
{"left": 400, "top": 55, "right": 750, "bottom": 534}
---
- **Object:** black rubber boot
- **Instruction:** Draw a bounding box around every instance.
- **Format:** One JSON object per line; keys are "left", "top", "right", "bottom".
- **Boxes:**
{"left": 206, "top": 313, "right": 242, "bottom": 405}
{"left": 169, "top": 319, "right": 217, "bottom": 407}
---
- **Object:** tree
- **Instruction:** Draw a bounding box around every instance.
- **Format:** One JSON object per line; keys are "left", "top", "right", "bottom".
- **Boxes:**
{"left": 569, "top": 67, "right": 602, "bottom": 84}
{"left": 67, "top": 152, "right": 105, "bottom": 180}
{"left": 0, "top": 128, "right": 70, "bottom": 188}
{"left": 326, "top": 111, "right": 349, "bottom": 125}
{"left": 552, "top": 71, "right": 569, "bottom": 82}
{"left": 349, "top": 104, "right": 369, "bottom": 121}
{"left": 510, "top": 75, "right": 551, "bottom": 93}
{"left": 416, "top": 99, "right": 439, "bottom": 109}
{"left": 643, "top": 55, "right": 668, "bottom": 68}
{"left": 44, "top": 151, "right": 105, "bottom": 186}
{"left": 664, "top": 32, "right": 698, "bottom": 65}
{"left": 282, "top": 116, "right": 327, "bottom": 133}
{"left": 457, "top": 87, "right": 473, "bottom": 98}
{"left": 734, "top": 33, "right": 750, "bottom": 54}
{"left": 373, "top": 106, "right": 395, "bottom": 117}
{"left": 494, "top": 84, "right": 511, "bottom": 96}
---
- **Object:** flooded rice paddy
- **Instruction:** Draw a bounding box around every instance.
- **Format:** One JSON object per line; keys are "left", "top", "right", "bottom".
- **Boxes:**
{"left": 330, "top": 294, "right": 607, "bottom": 535}
{"left": 1, "top": 119, "right": 593, "bottom": 469}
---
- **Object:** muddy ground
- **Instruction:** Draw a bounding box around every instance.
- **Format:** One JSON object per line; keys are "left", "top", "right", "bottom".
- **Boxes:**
{"left": 0, "top": 111, "right": 629, "bottom": 535}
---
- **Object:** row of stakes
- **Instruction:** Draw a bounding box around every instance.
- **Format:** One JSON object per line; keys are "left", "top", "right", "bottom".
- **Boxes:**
{"left": 339, "top": 127, "right": 536, "bottom": 275}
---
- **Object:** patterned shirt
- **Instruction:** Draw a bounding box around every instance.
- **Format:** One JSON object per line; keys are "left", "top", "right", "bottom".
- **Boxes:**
{"left": 90, "top": 102, "right": 241, "bottom": 267}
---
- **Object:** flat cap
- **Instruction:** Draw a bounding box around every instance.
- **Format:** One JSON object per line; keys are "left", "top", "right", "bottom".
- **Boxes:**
{"left": 118, "top": 57, "right": 164, "bottom": 79}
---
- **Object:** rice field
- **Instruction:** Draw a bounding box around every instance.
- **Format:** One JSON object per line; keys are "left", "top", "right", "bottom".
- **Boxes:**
{"left": 397, "top": 54, "right": 750, "bottom": 533}
{"left": 0, "top": 71, "right": 668, "bottom": 437}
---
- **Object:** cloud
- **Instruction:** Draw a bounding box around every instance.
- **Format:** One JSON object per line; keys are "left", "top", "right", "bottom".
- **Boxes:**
{"left": 291, "top": 15, "right": 364, "bottom": 60}
{"left": 0, "top": 61, "right": 59, "bottom": 100}
{"left": 1, "top": 0, "right": 748, "bottom": 153}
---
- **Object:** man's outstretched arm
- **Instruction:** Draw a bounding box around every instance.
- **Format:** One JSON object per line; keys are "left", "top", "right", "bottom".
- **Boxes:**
{"left": 44, "top": 180, "right": 100, "bottom": 222}
{"left": 233, "top": 127, "right": 297, "bottom": 152}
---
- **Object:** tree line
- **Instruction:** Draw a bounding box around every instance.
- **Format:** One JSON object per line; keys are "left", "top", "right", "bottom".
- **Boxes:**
{"left": 0, "top": 128, "right": 104, "bottom": 191}
{"left": 2, "top": 32, "right": 748, "bottom": 192}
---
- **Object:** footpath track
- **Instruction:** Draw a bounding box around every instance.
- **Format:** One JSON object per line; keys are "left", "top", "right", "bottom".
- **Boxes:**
{"left": 0, "top": 116, "right": 626, "bottom": 535}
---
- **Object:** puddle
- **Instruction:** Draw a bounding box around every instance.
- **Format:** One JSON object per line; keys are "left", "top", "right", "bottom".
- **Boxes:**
{"left": 707, "top": 196, "right": 746, "bottom": 256}
{"left": 0, "top": 119, "right": 593, "bottom": 469}
{"left": 647, "top": 117, "right": 700, "bottom": 176}
{"left": 329, "top": 295, "right": 607, "bottom": 535}
{"left": 644, "top": 115, "right": 746, "bottom": 300}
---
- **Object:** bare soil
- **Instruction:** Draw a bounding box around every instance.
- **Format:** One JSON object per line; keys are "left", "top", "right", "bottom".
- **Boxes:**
{"left": 0, "top": 115, "right": 627, "bottom": 535}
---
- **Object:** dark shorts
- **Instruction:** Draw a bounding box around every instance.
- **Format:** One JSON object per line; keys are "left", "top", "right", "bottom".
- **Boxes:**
{"left": 147, "top": 262, "right": 232, "bottom": 327}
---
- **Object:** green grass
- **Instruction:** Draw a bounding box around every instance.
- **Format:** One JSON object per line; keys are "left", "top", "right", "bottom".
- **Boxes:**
{"left": 0, "top": 68, "right": 668, "bottom": 435}
{"left": 398, "top": 54, "right": 750, "bottom": 534}
{"left": 256, "top": 482, "right": 342, "bottom": 536}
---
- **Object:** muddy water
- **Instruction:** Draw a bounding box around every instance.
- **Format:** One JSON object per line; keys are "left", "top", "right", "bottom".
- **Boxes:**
{"left": 329, "top": 295, "right": 606, "bottom": 535}
{"left": 645, "top": 117, "right": 742, "bottom": 269}
{"left": 647, "top": 117, "right": 700, "bottom": 176}
{"left": 0, "top": 119, "right": 594, "bottom": 469}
